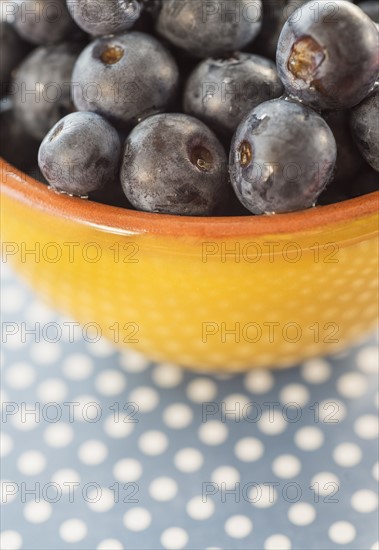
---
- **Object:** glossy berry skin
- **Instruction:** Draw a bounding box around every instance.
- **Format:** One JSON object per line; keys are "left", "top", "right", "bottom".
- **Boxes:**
{"left": 121, "top": 113, "right": 230, "bottom": 216}
{"left": 67, "top": 0, "right": 141, "bottom": 36}
{"left": 0, "top": 21, "right": 30, "bottom": 97}
{"left": 13, "top": 0, "right": 80, "bottom": 45}
{"left": 72, "top": 32, "right": 179, "bottom": 128}
{"left": 13, "top": 43, "right": 81, "bottom": 140}
{"left": 276, "top": 1, "right": 379, "bottom": 110}
{"left": 229, "top": 98, "right": 337, "bottom": 214}
{"left": 350, "top": 91, "right": 379, "bottom": 172}
{"left": 184, "top": 53, "right": 283, "bottom": 138}
{"left": 156, "top": 0, "right": 262, "bottom": 58}
{"left": 38, "top": 111, "right": 121, "bottom": 196}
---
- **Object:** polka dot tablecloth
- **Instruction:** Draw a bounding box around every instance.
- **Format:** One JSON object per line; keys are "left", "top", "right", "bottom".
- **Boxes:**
{"left": 1, "top": 262, "right": 378, "bottom": 550}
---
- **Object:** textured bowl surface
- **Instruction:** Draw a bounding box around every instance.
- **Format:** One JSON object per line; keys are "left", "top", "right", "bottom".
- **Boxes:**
{"left": 1, "top": 159, "right": 378, "bottom": 370}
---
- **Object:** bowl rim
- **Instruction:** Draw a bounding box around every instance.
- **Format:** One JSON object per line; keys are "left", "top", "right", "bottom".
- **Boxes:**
{"left": 1, "top": 158, "right": 378, "bottom": 238}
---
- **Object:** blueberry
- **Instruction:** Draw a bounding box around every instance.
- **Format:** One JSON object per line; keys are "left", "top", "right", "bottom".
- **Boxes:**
{"left": 156, "top": 0, "right": 262, "bottom": 58}
{"left": 13, "top": 0, "right": 80, "bottom": 45}
{"left": 229, "top": 98, "right": 337, "bottom": 214}
{"left": 324, "top": 110, "right": 365, "bottom": 184}
{"left": 184, "top": 53, "right": 283, "bottom": 139}
{"left": 0, "top": 107, "right": 40, "bottom": 171}
{"left": 350, "top": 90, "right": 379, "bottom": 172}
{"left": 38, "top": 111, "right": 121, "bottom": 196}
{"left": 72, "top": 32, "right": 179, "bottom": 128}
{"left": 120, "top": 113, "right": 230, "bottom": 216}
{"left": 358, "top": 1, "right": 379, "bottom": 23}
{"left": 276, "top": 1, "right": 379, "bottom": 110}
{"left": 252, "top": 0, "right": 295, "bottom": 60}
{"left": 0, "top": 21, "right": 31, "bottom": 98}
{"left": 67, "top": 0, "right": 141, "bottom": 36}
{"left": 13, "top": 42, "right": 81, "bottom": 139}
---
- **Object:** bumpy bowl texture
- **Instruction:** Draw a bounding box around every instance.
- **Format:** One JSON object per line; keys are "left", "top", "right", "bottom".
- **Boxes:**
{"left": 1, "top": 159, "right": 378, "bottom": 370}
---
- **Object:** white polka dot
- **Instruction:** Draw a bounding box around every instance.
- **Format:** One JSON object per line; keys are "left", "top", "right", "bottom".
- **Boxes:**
{"left": 160, "top": 527, "right": 189, "bottom": 549}
{"left": 371, "top": 543, "right": 379, "bottom": 550}
{"left": 51, "top": 469, "right": 80, "bottom": 491}
{"left": 149, "top": 477, "right": 178, "bottom": 502}
{"left": 187, "top": 378, "right": 217, "bottom": 402}
{"left": 78, "top": 440, "right": 108, "bottom": 465}
{"left": 186, "top": 496, "right": 215, "bottom": 520}
{"left": 119, "top": 349, "right": 149, "bottom": 372}
{"left": 279, "top": 384, "right": 309, "bottom": 408}
{"left": 138, "top": 430, "right": 168, "bottom": 456}
{"left": 24, "top": 301, "right": 55, "bottom": 325}
{"left": 70, "top": 394, "right": 99, "bottom": 422}
{"left": 198, "top": 421, "right": 228, "bottom": 445}
{"left": 36, "top": 378, "right": 68, "bottom": 402}
{"left": 174, "top": 448, "right": 204, "bottom": 473}
{"left": 301, "top": 358, "right": 331, "bottom": 384}
{"left": 0, "top": 531, "right": 22, "bottom": 550}
{"left": 113, "top": 458, "right": 142, "bottom": 482}
{"left": 211, "top": 466, "right": 240, "bottom": 489}
{"left": 249, "top": 484, "right": 277, "bottom": 508}
{"left": 258, "top": 410, "right": 287, "bottom": 435}
{"left": 152, "top": 363, "right": 183, "bottom": 387}
{"left": 96, "top": 539, "right": 124, "bottom": 550}
{"left": 23, "top": 501, "right": 52, "bottom": 523}
{"left": 372, "top": 462, "right": 379, "bottom": 482}
{"left": 1, "top": 286, "right": 26, "bottom": 313}
{"left": 95, "top": 370, "right": 126, "bottom": 396}
{"left": 0, "top": 433, "right": 13, "bottom": 457}
{"left": 163, "top": 403, "right": 193, "bottom": 429}
{"left": 333, "top": 442, "right": 362, "bottom": 467}
{"left": 318, "top": 399, "right": 346, "bottom": 422}
{"left": 244, "top": 370, "right": 274, "bottom": 394}
{"left": 1, "top": 480, "right": 18, "bottom": 504}
{"left": 87, "top": 487, "right": 115, "bottom": 513}
{"left": 103, "top": 414, "right": 135, "bottom": 439}
{"left": 294, "top": 426, "right": 324, "bottom": 451}
{"left": 62, "top": 354, "right": 94, "bottom": 380}
{"left": 328, "top": 521, "right": 356, "bottom": 544}
{"left": 30, "top": 341, "right": 62, "bottom": 365}
{"left": 44, "top": 423, "right": 73, "bottom": 448}
{"left": 59, "top": 519, "right": 88, "bottom": 543}
{"left": 272, "top": 454, "right": 301, "bottom": 479}
{"left": 123, "top": 507, "right": 151, "bottom": 531}
{"left": 336, "top": 372, "right": 368, "bottom": 399}
{"left": 264, "top": 534, "right": 292, "bottom": 550}
{"left": 225, "top": 515, "right": 253, "bottom": 538}
{"left": 234, "top": 437, "right": 264, "bottom": 462}
{"left": 128, "top": 386, "right": 159, "bottom": 412}
{"left": 356, "top": 346, "right": 378, "bottom": 374}
{"left": 86, "top": 338, "right": 114, "bottom": 357}
{"left": 10, "top": 406, "right": 39, "bottom": 431}
{"left": 354, "top": 414, "right": 379, "bottom": 439}
{"left": 223, "top": 393, "right": 252, "bottom": 420}
{"left": 310, "top": 472, "right": 339, "bottom": 496}
{"left": 288, "top": 502, "right": 316, "bottom": 525}
{"left": 5, "top": 362, "right": 35, "bottom": 389}
{"left": 17, "top": 450, "right": 46, "bottom": 475}
{"left": 351, "top": 489, "right": 378, "bottom": 513}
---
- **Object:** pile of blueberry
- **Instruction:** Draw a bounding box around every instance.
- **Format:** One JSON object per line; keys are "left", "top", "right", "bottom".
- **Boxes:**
{"left": 1, "top": 0, "right": 378, "bottom": 216}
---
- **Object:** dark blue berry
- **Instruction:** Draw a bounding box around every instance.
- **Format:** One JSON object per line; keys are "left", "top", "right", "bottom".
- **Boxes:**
{"left": 350, "top": 90, "right": 379, "bottom": 172}
{"left": 72, "top": 32, "right": 179, "bottom": 128}
{"left": 0, "top": 21, "right": 31, "bottom": 97}
{"left": 13, "top": 0, "right": 80, "bottom": 45}
{"left": 67, "top": 0, "right": 141, "bottom": 36}
{"left": 156, "top": 0, "right": 262, "bottom": 58}
{"left": 13, "top": 42, "right": 81, "bottom": 139}
{"left": 229, "top": 98, "right": 337, "bottom": 214}
{"left": 120, "top": 113, "right": 230, "bottom": 216}
{"left": 276, "top": 1, "right": 379, "bottom": 110}
{"left": 38, "top": 111, "right": 121, "bottom": 196}
{"left": 184, "top": 52, "right": 283, "bottom": 138}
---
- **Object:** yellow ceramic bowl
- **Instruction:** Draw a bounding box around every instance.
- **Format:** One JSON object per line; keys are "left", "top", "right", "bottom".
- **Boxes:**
{"left": 1, "top": 158, "right": 378, "bottom": 370}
